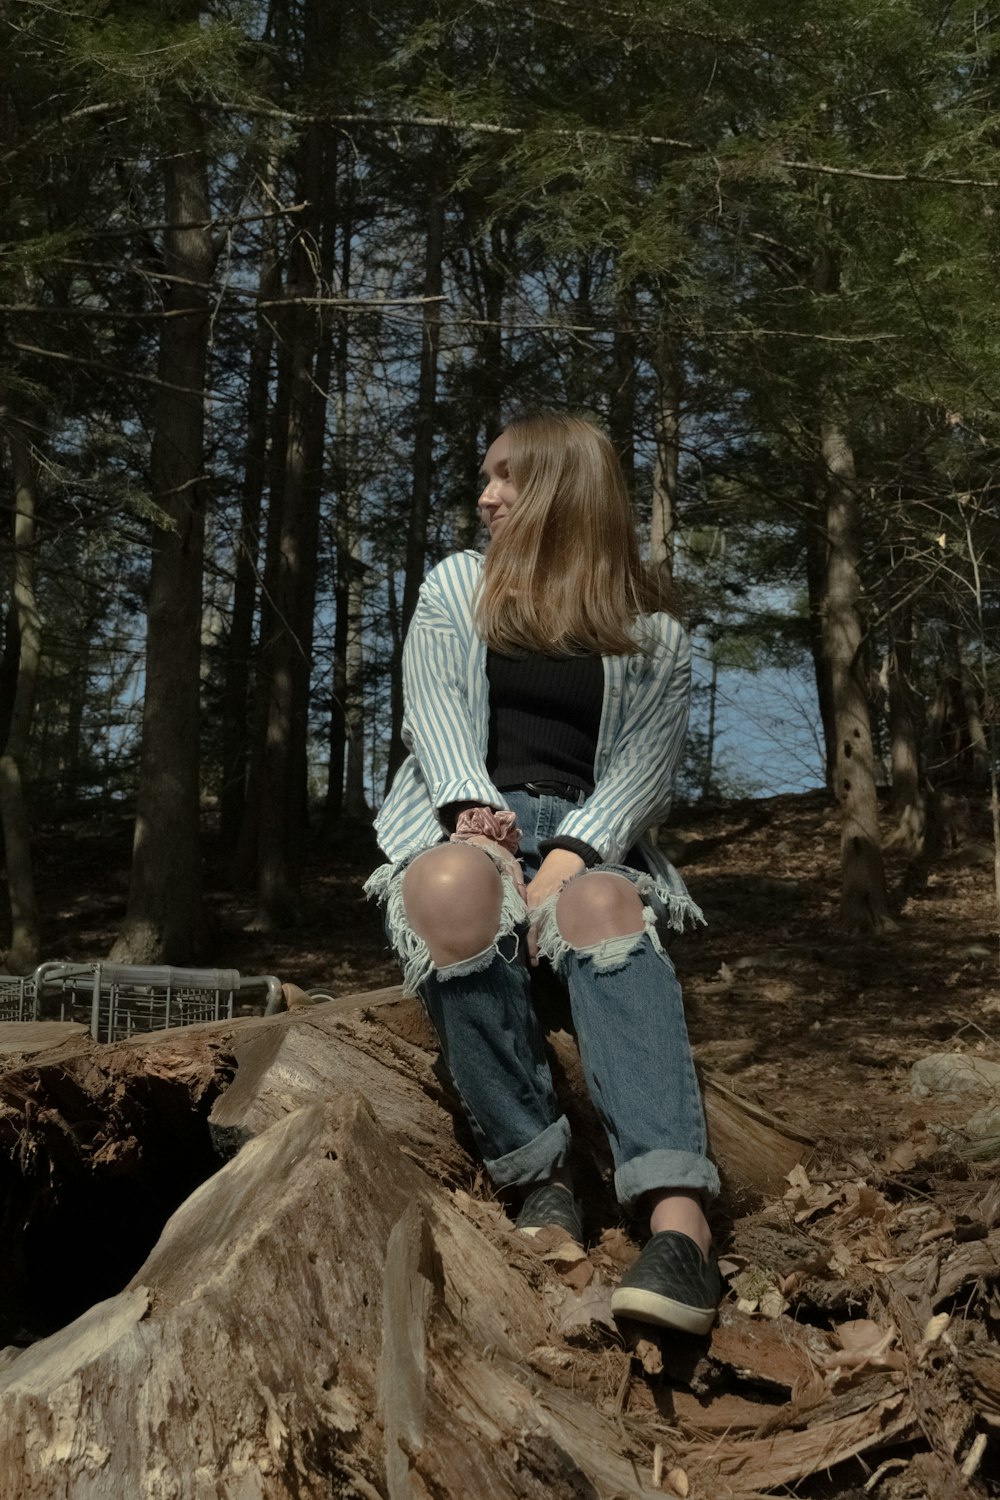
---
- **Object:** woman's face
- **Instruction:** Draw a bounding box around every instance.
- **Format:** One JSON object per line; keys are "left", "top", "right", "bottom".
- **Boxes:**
{"left": 477, "top": 431, "right": 520, "bottom": 536}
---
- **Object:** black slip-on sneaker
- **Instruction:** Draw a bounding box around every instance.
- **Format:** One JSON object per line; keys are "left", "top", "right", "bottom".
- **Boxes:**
{"left": 515, "top": 1184, "right": 584, "bottom": 1245}
{"left": 610, "top": 1231, "right": 722, "bottom": 1335}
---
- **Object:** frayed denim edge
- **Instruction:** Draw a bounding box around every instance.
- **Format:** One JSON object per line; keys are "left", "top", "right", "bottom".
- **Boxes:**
{"left": 530, "top": 867, "right": 705, "bottom": 974}
{"left": 363, "top": 848, "right": 528, "bottom": 996}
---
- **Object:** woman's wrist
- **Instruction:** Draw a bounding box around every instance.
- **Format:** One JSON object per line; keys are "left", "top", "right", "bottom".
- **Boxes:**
{"left": 538, "top": 835, "right": 602, "bottom": 867}
{"left": 538, "top": 847, "right": 585, "bottom": 878}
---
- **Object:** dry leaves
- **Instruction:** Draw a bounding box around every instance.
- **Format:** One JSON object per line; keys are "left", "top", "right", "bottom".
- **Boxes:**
{"left": 508, "top": 1150, "right": 996, "bottom": 1496}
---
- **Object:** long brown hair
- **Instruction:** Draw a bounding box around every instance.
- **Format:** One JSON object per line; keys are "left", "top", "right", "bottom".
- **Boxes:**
{"left": 475, "top": 411, "right": 679, "bottom": 656}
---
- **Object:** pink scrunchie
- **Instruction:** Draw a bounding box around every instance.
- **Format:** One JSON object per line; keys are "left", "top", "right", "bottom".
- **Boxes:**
{"left": 450, "top": 806, "right": 522, "bottom": 856}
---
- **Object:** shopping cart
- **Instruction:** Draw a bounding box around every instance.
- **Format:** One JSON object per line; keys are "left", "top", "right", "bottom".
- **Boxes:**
{"left": 0, "top": 974, "right": 35, "bottom": 1024}
{"left": 31, "top": 963, "right": 283, "bottom": 1043}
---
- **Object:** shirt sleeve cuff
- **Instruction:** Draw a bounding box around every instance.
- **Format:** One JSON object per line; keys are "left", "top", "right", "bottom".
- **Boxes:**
{"left": 432, "top": 779, "right": 506, "bottom": 816}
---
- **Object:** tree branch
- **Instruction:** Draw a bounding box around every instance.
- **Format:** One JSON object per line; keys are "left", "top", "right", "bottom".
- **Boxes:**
{"left": 0, "top": 103, "right": 122, "bottom": 166}
{"left": 219, "top": 105, "right": 1000, "bottom": 190}
{"left": 9, "top": 342, "right": 235, "bottom": 401}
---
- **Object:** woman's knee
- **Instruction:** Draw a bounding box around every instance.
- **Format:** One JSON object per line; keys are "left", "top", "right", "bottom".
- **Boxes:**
{"left": 402, "top": 842, "right": 506, "bottom": 965}
{"left": 555, "top": 872, "right": 645, "bottom": 948}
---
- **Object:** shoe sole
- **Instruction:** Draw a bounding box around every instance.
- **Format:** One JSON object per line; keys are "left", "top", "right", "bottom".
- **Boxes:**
{"left": 610, "top": 1286, "right": 717, "bottom": 1336}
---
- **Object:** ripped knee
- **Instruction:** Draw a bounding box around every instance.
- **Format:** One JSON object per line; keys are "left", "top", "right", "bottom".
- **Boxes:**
{"left": 554, "top": 871, "right": 645, "bottom": 947}
{"left": 365, "top": 845, "right": 527, "bottom": 995}
{"left": 531, "top": 868, "right": 672, "bottom": 974}
{"left": 402, "top": 843, "right": 504, "bottom": 950}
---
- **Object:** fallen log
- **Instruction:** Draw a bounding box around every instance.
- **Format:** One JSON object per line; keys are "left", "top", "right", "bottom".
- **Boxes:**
{"left": 0, "top": 985, "right": 815, "bottom": 1496}
{"left": 208, "top": 988, "right": 812, "bottom": 1200}
{"left": 0, "top": 1095, "right": 662, "bottom": 1498}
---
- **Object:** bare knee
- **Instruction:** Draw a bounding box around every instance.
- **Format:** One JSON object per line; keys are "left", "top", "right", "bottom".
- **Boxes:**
{"left": 555, "top": 872, "right": 645, "bottom": 948}
{"left": 402, "top": 842, "right": 505, "bottom": 967}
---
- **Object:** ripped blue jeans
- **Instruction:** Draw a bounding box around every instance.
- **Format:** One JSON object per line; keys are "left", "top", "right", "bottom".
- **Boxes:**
{"left": 366, "top": 791, "right": 719, "bottom": 1209}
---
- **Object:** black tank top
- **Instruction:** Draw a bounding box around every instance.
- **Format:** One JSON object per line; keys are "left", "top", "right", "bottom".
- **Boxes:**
{"left": 486, "top": 650, "right": 603, "bottom": 794}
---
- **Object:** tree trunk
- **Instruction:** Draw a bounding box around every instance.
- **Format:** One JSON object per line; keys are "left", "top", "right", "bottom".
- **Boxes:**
{"left": 287, "top": 196, "right": 335, "bottom": 838}
{"left": 958, "top": 653, "right": 990, "bottom": 789}
{"left": 254, "top": 113, "right": 327, "bottom": 929}
{"left": 323, "top": 145, "right": 361, "bottom": 832}
{"left": 608, "top": 282, "right": 637, "bottom": 492}
{"left": 477, "top": 223, "right": 507, "bottom": 448}
{"left": 386, "top": 174, "right": 446, "bottom": 785}
{"left": 62, "top": 612, "right": 92, "bottom": 805}
{"left": 452, "top": 218, "right": 508, "bottom": 553}
{"left": 819, "top": 418, "right": 893, "bottom": 933}
{"left": 650, "top": 328, "right": 681, "bottom": 587}
{"left": 886, "top": 581, "right": 924, "bottom": 851}
{"left": 220, "top": 161, "right": 280, "bottom": 853}
{"left": 702, "top": 638, "right": 719, "bottom": 800}
{"left": 325, "top": 482, "right": 369, "bottom": 830}
{"left": 230, "top": 324, "right": 291, "bottom": 890}
{"left": 804, "top": 497, "right": 837, "bottom": 788}
{"left": 0, "top": 421, "right": 42, "bottom": 972}
{"left": 342, "top": 563, "right": 369, "bottom": 820}
{"left": 0, "top": 605, "right": 19, "bottom": 758}
{"left": 111, "top": 125, "right": 212, "bottom": 964}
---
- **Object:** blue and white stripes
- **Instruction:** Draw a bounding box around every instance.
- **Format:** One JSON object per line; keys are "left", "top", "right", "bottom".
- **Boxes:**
{"left": 371, "top": 550, "right": 703, "bottom": 930}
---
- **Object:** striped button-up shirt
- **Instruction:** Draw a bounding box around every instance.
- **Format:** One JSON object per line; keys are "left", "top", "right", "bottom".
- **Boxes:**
{"left": 374, "top": 550, "right": 701, "bottom": 925}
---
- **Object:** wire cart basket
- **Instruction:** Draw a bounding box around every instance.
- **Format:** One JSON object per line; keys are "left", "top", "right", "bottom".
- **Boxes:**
{"left": 0, "top": 975, "right": 35, "bottom": 1024}
{"left": 26, "top": 963, "right": 283, "bottom": 1044}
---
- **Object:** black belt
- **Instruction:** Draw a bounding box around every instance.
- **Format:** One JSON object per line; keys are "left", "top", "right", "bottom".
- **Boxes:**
{"left": 509, "top": 780, "right": 588, "bottom": 805}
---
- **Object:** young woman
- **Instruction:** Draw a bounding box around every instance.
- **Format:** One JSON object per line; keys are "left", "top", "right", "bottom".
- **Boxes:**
{"left": 366, "top": 412, "right": 721, "bottom": 1334}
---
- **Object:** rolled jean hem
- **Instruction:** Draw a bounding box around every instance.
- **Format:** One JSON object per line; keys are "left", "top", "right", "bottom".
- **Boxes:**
{"left": 484, "top": 1114, "right": 572, "bottom": 1189}
{"left": 614, "top": 1149, "right": 721, "bottom": 1209}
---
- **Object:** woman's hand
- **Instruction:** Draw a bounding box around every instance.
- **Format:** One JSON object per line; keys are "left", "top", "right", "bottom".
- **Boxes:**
{"left": 525, "top": 848, "right": 585, "bottom": 964}
{"left": 459, "top": 834, "right": 527, "bottom": 904}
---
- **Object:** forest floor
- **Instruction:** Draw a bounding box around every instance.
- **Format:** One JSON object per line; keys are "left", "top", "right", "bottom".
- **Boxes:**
{"left": 25, "top": 790, "right": 1000, "bottom": 1495}
{"left": 36, "top": 787, "right": 999, "bottom": 1164}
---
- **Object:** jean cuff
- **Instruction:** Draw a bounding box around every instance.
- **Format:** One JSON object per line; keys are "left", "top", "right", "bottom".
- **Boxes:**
{"left": 614, "top": 1148, "right": 720, "bottom": 1208}
{"left": 484, "top": 1115, "right": 572, "bottom": 1189}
